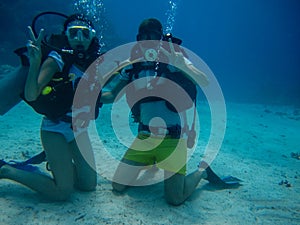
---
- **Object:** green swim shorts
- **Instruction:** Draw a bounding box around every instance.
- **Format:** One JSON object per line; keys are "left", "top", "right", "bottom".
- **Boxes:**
{"left": 124, "top": 133, "right": 187, "bottom": 175}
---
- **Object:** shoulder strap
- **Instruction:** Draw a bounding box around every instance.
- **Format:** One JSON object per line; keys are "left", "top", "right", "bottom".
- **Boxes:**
{"left": 126, "top": 62, "right": 142, "bottom": 81}
{"left": 58, "top": 54, "right": 75, "bottom": 81}
{"left": 127, "top": 62, "right": 168, "bottom": 81}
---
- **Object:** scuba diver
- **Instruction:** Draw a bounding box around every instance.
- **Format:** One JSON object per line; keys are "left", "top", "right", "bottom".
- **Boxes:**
{"left": 101, "top": 18, "right": 242, "bottom": 205}
{"left": 0, "top": 13, "right": 102, "bottom": 201}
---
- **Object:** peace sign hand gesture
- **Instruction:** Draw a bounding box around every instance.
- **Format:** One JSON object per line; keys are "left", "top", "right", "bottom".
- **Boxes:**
{"left": 159, "top": 39, "right": 186, "bottom": 70}
{"left": 26, "top": 26, "right": 44, "bottom": 65}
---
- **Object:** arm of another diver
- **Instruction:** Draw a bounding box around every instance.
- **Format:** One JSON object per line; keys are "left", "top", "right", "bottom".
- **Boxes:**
{"left": 100, "top": 79, "right": 128, "bottom": 104}
{"left": 99, "top": 57, "right": 143, "bottom": 104}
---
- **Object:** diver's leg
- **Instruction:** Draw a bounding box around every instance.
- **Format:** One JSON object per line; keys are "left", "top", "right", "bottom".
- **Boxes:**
{"left": 164, "top": 169, "right": 207, "bottom": 206}
{"left": 0, "top": 130, "right": 74, "bottom": 201}
{"left": 69, "top": 131, "right": 97, "bottom": 191}
{"left": 112, "top": 158, "right": 146, "bottom": 192}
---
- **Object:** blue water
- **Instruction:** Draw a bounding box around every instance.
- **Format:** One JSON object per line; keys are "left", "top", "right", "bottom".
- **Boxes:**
{"left": 1, "top": 0, "right": 299, "bottom": 105}
{"left": 1, "top": 1, "right": 300, "bottom": 224}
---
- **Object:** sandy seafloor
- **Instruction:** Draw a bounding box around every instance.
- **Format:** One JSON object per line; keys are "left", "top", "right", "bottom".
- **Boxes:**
{"left": 0, "top": 99, "right": 300, "bottom": 225}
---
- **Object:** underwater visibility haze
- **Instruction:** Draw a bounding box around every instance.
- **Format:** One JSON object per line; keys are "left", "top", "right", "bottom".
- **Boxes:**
{"left": 0, "top": 0, "right": 299, "bottom": 105}
{"left": 0, "top": 1, "right": 299, "bottom": 224}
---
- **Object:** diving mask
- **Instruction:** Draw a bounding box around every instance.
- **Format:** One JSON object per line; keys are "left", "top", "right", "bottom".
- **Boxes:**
{"left": 137, "top": 31, "right": 162, "bottom": 41}
{"left": 66, "top": 25, "right": 96, "bottom": 41}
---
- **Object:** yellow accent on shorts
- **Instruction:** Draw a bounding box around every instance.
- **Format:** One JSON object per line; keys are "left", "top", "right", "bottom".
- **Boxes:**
{"left": 124, "top": 133, "right": 187, "bottom": 175}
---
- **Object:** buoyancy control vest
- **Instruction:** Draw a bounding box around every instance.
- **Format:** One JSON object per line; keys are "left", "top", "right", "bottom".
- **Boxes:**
{"left": 15, "top": 12, "right": 103, "bottom": 121}
{"left": 125, "top": 43, "right": 197, "bottom": 122}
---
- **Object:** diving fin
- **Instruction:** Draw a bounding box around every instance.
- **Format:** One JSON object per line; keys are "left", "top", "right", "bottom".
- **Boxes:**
{"left": 0, "top": 159, "right": 42, "bottom": 174}
{"left": 1, "top": 151, "right": 47, "bottom": 174}
{"left": 199, "top": 161, "right": 242, "bottom": 188}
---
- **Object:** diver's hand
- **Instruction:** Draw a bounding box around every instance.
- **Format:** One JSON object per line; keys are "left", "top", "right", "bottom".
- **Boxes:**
{"left": 26, "top": 26, "right": 44, "bottom": 65}
{"left": 160, "top": 39, "right": 186, "bottom": 69}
